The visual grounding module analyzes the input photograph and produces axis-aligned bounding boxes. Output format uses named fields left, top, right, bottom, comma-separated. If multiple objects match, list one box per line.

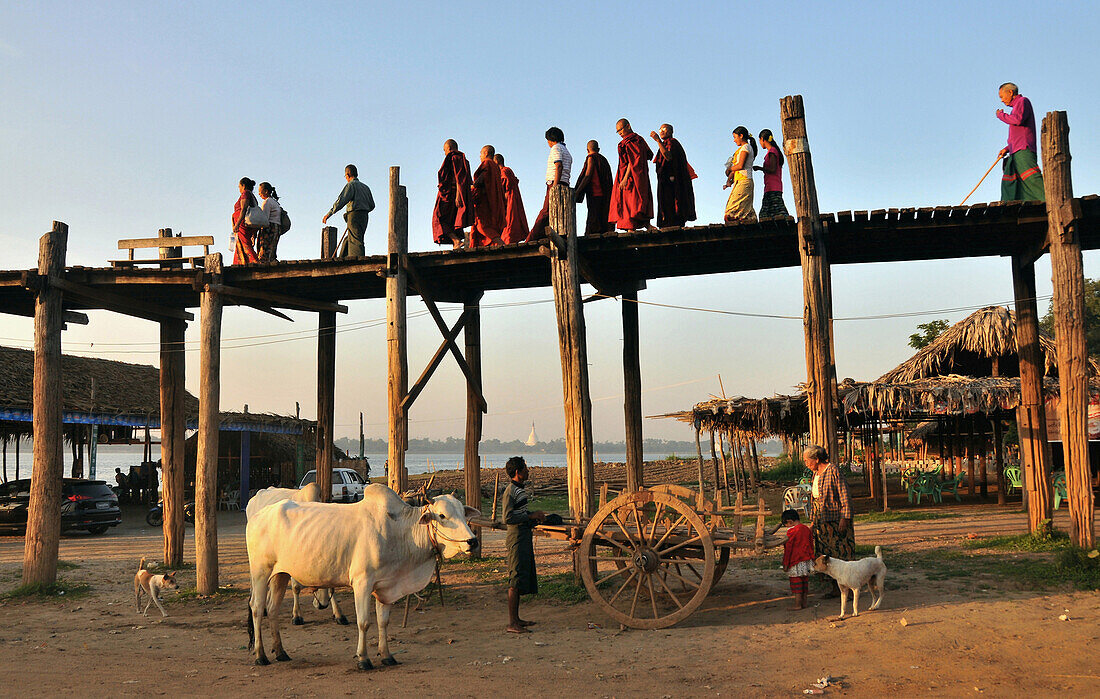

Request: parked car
left=0, top=478, right=122, bottom=535
left=298, top=468, right=367, bottom=503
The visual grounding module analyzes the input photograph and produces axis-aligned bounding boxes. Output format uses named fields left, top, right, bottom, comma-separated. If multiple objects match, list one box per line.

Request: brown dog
left=134, top=557, right=178, bottom=617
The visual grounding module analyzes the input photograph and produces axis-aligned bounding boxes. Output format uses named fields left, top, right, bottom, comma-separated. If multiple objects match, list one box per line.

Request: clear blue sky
left=2, top=1, right=1098, bottom=443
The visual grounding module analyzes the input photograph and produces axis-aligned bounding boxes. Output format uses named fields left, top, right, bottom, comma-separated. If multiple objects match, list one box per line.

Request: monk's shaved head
left=494, top=153, right=505, bottom=166
left=444, top=139, right=458, bottom=153
left=482, top=144, right=495, bottom=157
left=616, top=118, right=631, bottom=133
left=661, top=123, right=673, bottom=135
left=587, top=140, right=599, bottom=153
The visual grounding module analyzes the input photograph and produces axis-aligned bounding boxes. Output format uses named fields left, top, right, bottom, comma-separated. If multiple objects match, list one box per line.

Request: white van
left=298, top=468, right=367, bottom=503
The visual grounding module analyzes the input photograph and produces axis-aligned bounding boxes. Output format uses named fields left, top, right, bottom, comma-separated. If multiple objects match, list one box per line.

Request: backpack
left=280, top=207, right=291, bottom=233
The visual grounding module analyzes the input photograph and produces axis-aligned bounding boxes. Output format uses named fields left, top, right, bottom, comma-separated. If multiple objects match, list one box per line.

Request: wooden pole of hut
left=548, top=183, right=594, bottom=520
left=622, top=285, right=644, bottom=492
left=717, top=432, right=731, bottom=504
left=966, top=418, right=976, bottom=496
left=387, top=167, right=409, bottom=494
left=694, top=427, right=706, bottom=497
left=994, top=419, right=1006, bottom=506
left=978, top=418, right=988, bottom=499
left=709, top=432, right=720, bottom=501
left=1012, top=254, right=1052, bottom=532
left=880, top=418, right=890, bottom=512
left=1042, top=111, right=1094, bottom=548
left=782, top=95, right=839, bottom=466
left=21, top=222, right=67, bottom=586
left=195, top=252, right=223, bottom=594
left=160, top=316, right=187, bottom=566
left=315, top=226, right=338, bottom=502
left=463, top=290, right=483, bottom=554
left=868, top=422, right=880, bottom=502
left=954, top=417, right=965, bottom=487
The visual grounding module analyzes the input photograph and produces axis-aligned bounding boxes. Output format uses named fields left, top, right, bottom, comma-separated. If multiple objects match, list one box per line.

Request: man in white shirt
left=525, top=126, right=572, bottom=242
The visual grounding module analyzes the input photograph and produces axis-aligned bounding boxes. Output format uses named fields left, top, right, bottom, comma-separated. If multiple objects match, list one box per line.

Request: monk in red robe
left=609, top=119, right=655, bottom=231
left=469, top=145, right=506, bottom=248
left=650, top=124, right=697, bottom=228
left=495, top=153, right=529, bottom=244
left=431, top=139, right=474, bottom=249
left=573, top=140, right=614, bottom=235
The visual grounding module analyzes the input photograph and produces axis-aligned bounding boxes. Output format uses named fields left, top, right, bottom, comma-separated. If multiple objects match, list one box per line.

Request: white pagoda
left=525, top=422, right=539, bottom=446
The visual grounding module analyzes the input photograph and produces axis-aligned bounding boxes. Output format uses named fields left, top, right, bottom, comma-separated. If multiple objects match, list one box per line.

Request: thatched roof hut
left=876, top=306, right=1099, bottom=382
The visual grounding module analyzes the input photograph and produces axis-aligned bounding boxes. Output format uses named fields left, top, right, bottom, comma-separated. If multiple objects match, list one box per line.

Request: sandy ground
left=1, top=501, right=1099, bottom=697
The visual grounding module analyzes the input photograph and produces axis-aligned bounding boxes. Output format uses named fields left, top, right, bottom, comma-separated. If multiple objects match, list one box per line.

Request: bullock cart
left=476, top=485, right=784, bottom=630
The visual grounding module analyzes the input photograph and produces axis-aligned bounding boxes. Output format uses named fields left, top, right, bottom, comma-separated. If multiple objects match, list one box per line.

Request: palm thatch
left=877, top=306, right=1099, bottom=382
left=841, top=374, right=1068, bottom=418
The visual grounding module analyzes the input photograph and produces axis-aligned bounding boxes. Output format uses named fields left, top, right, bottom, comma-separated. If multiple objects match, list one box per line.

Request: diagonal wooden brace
left=401, top=310, right=468, bottom=413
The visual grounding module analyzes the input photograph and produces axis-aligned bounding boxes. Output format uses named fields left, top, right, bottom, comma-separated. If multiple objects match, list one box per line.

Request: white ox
left=245, top=483, right=346, bottom=626
left=246, top=483, right=479, bottom=669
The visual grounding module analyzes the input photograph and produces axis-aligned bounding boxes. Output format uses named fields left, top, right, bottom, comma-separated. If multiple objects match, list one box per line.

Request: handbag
left=243, top=204, right=268, bottom=229
left=280, top=207, right=291, bottom=233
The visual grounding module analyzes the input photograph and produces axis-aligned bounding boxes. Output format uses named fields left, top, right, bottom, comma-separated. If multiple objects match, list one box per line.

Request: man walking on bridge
left=322, top=164, right=376, bottom=257
left=996, top=82, right=1044, bottom=202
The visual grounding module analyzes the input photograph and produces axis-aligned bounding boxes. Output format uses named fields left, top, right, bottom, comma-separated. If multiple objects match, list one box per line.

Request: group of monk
left=430, top=118, right=700, bottom=250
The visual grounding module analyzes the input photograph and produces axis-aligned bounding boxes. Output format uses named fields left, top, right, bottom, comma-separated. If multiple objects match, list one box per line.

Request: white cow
left=246, top=483, right=479, bottom=670
left=245, top=483, right=347, bottom=626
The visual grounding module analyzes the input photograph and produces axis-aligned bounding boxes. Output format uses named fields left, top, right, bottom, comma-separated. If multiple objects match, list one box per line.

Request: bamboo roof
left=876, top=306, right=1099, bottom=382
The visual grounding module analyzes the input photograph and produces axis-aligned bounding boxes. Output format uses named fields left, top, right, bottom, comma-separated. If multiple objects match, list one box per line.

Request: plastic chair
left=937, top=472, right=965, bottom=502
left=1003, top=466, right=1023, bottom=496
left=901, top=467, right=920, bottom=492
left=908, top=474, right=940, bottom=504
left=219, top=489, right=240, bottom=511
left=1053, top=473, right=1068, bottom=510
left=783, top=486, right=812, bottom=518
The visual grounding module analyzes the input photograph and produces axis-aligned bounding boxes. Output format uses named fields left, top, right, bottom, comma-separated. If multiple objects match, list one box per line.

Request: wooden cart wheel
left=579, top=490, right=715, bottom=630
left=647, top=484, right=730, bottom=581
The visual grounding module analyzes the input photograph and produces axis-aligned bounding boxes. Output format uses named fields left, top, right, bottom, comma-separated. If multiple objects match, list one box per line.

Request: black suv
left=0, top=478, right=122, bottom=535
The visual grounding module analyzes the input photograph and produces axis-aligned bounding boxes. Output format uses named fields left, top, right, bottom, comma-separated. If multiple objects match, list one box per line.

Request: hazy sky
left=2, top=1, right=1099, bottom=443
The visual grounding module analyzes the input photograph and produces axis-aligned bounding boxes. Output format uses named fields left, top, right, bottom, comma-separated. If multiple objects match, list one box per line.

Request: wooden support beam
left=401, top=310, right=468, bottom=413
left=548, top=183, right=595, bottom=520
left=781, top=95, right=839, bottom=464
left=195, top=253, right=223, bottom=595
left=387, top=168, right=410, bottom=494
left=622, top=286, right=644, bottom=492
left=22, top=221, right=67, bottom=586
left=316, top=227, right=338, bottom=503
left=403, top=262, right=487, bottom=413
left=463, top=291, right=484, bottom=555
left=1042, top=111, right=1094, bottom=548
left=211, top=284, right=348, bottom=314
left=1012, top=254, right=1052, bottom=532
left=159, top=317, right=186, bottom=566
left=47, top=275, right=193, bottom=322
left=236, top=300, right=293, bottom=321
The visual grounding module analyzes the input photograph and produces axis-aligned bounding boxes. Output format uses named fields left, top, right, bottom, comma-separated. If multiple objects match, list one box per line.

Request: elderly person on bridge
left=804, top=444, right=852, bottom=597
left=996, top=82, right=1045, bottom=202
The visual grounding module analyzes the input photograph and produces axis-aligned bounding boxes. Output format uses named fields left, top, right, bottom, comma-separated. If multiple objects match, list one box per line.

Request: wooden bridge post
left=464, top=290, right=483, bottom=553
left=548, top=183, right=594, bottom=519
left=387, top=167, right=409, bottom=493
left=781, top=95, right=839, bottom=465
left=21, top=221, right=67, bottom=586
left=1012, top=254, right=1052, bottom=532
left=622, top=285, right=644, bottom=492
left=1042, top=111, right=1093, bottom=548
left=159, top=317, right=187, bottom=566
left=195, top=252, right=223, bottom=594
left=316, top=226, right=338, bottom=502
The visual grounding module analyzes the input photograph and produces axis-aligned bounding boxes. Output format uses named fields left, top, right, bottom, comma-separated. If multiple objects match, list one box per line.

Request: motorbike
left=146, top=500, right=195, bottom=527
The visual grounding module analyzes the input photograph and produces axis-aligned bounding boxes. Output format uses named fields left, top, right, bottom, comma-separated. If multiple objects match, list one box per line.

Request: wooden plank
left=48, top=275, right=194, bottom=322
left=869, top=209, right=887, bottom=223
left=211, top=283, right=348, bottom=314
left=195, top=253, right=223, bottom=595
left=118, top=235, right=215, bottom=249
left=464, top=291, right=483, bottom=553
left=21, top=222, right=67, bottom=586
left=622, top=286, right=643, bottom=492
left=387, top=168, right=409, bottom=493
left=1042, top=111, right=1093, bottom=548
left=853, top=210, right=869, bottom=223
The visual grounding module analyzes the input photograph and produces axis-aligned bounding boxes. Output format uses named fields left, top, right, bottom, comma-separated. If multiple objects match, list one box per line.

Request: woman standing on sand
left=723, top=126, right=757, bottom=223
left=232, top=177, right=260, bottom=265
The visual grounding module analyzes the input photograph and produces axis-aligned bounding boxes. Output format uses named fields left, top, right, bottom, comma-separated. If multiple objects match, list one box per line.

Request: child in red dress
left=781, top=509, right=814, bottom=610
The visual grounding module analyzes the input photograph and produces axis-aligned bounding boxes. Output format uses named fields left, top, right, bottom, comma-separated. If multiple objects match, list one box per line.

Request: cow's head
left=419, top=494, right=480, bottom=559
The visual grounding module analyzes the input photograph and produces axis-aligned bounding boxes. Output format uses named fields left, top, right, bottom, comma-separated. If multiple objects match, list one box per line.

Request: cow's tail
left=246, top=600, right=255, bottom=651
left=139, top=557, right=147, bottom=572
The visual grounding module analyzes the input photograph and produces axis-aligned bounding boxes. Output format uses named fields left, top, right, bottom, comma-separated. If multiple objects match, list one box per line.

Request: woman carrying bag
left=232, top=177, right=261, bottom=265
left=257, top=182, right=283, bottom=262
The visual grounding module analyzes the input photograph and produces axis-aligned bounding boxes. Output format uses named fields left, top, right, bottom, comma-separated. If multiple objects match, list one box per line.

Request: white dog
left=134, top=557, right=179, bottom=617
left=812, top=546, right=887, bottom=618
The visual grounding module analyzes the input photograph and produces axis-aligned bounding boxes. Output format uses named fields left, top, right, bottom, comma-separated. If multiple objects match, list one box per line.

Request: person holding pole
left=996, top=82, right=1045, bottom=202
left=502, top=456, right=544, bottom=633
left=322, top=164, right=375, bottom=257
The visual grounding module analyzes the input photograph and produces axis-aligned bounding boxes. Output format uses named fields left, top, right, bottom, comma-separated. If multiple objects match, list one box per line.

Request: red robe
left=431, top=151, right=474, bottom=244
left=782, top=522, right=814, bottom=570
left=469, top=159, right=506, bottom=248
left=609, top=132, right=654, bottom=229
left=499, top=166, right=529, bottom=244
left=231, top=191, right=259, bottom=265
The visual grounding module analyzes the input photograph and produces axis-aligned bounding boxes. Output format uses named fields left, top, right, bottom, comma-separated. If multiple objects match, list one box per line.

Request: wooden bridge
left=5, top=96, right=1097, bottom=591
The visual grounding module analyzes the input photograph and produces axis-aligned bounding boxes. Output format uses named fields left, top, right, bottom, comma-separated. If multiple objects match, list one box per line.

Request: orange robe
left=499, top=166, right=529, bottom=244
left=609, top=132, right=654, bottom=230
left=470, top=159, right=506, bottom=248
